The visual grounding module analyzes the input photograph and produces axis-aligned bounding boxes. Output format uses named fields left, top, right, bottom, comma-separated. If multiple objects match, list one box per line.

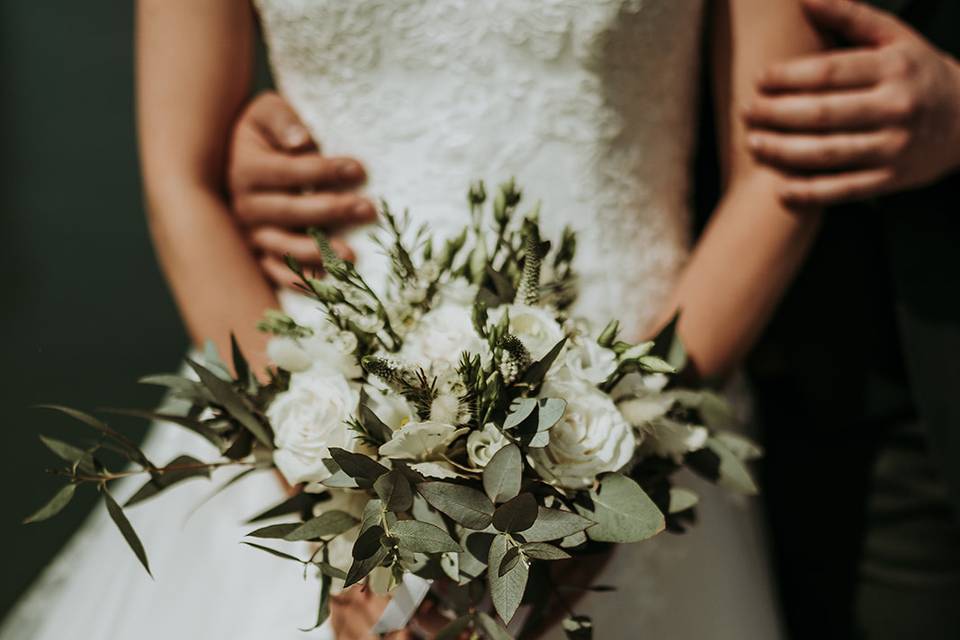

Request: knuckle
left=818, top=59, right=839, bottom=86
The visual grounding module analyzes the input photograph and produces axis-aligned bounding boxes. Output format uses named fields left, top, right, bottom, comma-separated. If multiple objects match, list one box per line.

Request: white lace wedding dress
left=0, top=1, right=783, bottom=638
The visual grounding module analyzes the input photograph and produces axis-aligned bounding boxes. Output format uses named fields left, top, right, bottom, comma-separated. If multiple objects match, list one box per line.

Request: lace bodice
left=255, top=0, right=706, bottom=335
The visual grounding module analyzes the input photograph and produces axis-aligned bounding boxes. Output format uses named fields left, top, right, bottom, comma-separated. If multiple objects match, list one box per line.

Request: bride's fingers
left=747, top=129, right=908, bottom=170
left=235, top=191, right=377, bottom=228
left=258, top=254, right=310, bottom=289
left=778, top=168, right=896, bottom=207
left=249, top=226, right=356, bottom=264
left=757, top=49, right=884, bottom=92
left=241, top=153, right=367, bottom=192
left=744, top=86, right=904, bottom=131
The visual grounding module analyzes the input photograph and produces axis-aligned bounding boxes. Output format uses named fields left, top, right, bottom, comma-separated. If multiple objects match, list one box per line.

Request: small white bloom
left=640, top=418, right=708, bottom=460
left=436, top=277, right=477, bottom=307
left=267, top=334, right=362, bottom=379
left=466, top=423, right=510, bottom=468
left=530, top=377, right=636, bottom=489
left=562, top=338, right=618, bottom=385
left=618, top=394, right=675, bottom=425
left=378, top=421, right=468, bottom=460
left=268, top=370, right=360, bottom=486
left=494, top=304, right=565, bottom=361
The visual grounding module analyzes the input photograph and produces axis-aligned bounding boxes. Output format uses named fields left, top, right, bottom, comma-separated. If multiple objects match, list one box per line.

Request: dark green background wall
left=0, top=2, right=188, bottom=618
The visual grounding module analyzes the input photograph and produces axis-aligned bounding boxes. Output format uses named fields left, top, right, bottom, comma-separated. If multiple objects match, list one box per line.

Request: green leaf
left=245, top=492, right=314, bottom=524
left=537, top=398, right=566, bottom=431
left=488, top=534, right=528, bottom=624
left=521, top=542, right=570, bottom=561
left=344, top=544, right=389, bottom=588
left=230, top=333, right=251, bottom=387
left=521, top=338, right=567, bottom=387
left=302, top=548, right=333, bottom=631
left=649, top=313, right=686, bottom=371
left=37, top=405, right=151, bottom=467
left=38, top=436, right=88, bottom=464
left=328, top=448, right=389, bottom=485
left=359, top=402, right=395, bottom=447
left=483, top=443, right=522, bottom=504
left=419, top=481, right=495, bottom=530
left=476, top=612, right=514, bottom=640
left=520, top=507, right=594, bottom=543
left=138, top=374, right=212, bottom=403
left=104, top=490, right=151, bottom=576
left=706, top=436, right=759, bottom=495
left=285, top=510, right=359, bottom=541
left=316, top=562, right=347, bottom=580
left=24, top=484, right=76, bottom=524
left=186, top=360, right=273, bottom=448
left=124, top=454, right=211, bottom=507
left=580, top=473, right=664, bottom=543
left=411, top=494, right=447, bottom=530
left=245, top=522, right=301, bottom=539
left=241, top=541, right=304, bottom=563
left=436, top=615, right=472, bottom=640
left=562, top=615, right=593, bottom=640
left=503, top=398, right=537, bottom=430
left=492, top=493, right=538, bottom=533
left=668, top=488, right=699, bottom=513
left=353, top=524, right=385, bottom=560
left=373, top=469, right=414, bottom=513
left=485, top=265, right=517, bottom=305
left=103, top=408, right=226, bottom=452
left=498, top=546, right=522, bottom=576
left=637, top=355, right=676, bottom=374
left=392, top=520, right=461, bottom=553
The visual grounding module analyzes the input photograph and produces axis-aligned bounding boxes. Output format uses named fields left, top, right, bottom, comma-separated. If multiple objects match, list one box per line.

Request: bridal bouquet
left=26, top=181, right=760, bottom=638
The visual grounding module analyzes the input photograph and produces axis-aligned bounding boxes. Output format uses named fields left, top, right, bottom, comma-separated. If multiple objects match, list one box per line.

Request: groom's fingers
left=778, top=167, right=895, bottom=206
left=747, top=129, right=907, bottom=170
left=241, top=153, right=367, bottom=192
left=758, top=49, right=884, bottom=92
left=745, top=87, right=906, bottom=131
left=249, top=226, right=356, bottom=264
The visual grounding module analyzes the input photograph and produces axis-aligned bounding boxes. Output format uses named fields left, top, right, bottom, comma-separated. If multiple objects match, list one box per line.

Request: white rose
left=268, top=370, right=360, bottom=486
left=530, top=377, right=637, bottom=489
left=399, top=303, right=487, bottom=369
left=495, top=304, right=565, bottom=361
left=436, top=277, right=478, bottom=307
left=466, top=422, right=509, bottom=468
left=378, top=421, right=468, bottom=461
left=267, top=332, right=362, bottom=379
left=561, top=338, right=618, bottom=385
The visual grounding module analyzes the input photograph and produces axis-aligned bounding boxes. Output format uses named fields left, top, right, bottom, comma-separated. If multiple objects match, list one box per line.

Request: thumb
left=245, top=91, right=317, bottom=152
left=801, top=0, right=907, bottom=45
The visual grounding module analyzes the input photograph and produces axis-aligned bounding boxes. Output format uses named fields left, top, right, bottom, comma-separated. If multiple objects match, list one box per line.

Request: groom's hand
left=744, top=0, right=960, bottom=206
left=227, top=91, right=376, bottom=288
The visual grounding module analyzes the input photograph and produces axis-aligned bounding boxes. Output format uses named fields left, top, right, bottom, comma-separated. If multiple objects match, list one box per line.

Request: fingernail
left=337, top=159, right=365, bottom=181
left=284, top=125, right=310, bottom=148
left=352, top=200, right=376, bottom=220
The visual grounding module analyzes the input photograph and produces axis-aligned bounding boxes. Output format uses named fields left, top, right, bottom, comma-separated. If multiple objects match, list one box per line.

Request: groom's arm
left=744, top=0, right=960, bottom=206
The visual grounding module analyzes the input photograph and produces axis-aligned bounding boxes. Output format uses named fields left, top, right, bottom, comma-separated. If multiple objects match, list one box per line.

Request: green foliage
left=579, top=473, right=665, bottom=544
left=418, top=481, right=495, bottom=530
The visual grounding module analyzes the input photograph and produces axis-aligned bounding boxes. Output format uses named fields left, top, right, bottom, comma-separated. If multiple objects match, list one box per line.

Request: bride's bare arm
left=663, top=0, right=826, bottom=379
left=136, top=0, right=276, bottom=371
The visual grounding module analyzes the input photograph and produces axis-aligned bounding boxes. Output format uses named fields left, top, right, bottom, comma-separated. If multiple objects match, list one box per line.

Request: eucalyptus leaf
left=520, top=507, right=594, bottom=543
left=521, top=338, right=567, bottom=387
left=245, top=523, right=300, bottom=539
left=37, top=405, right=151, bottom=467
left=241, top=541, right=304, bottom=564
left=230, top=333, right=251, bottom=389
left=492, top=493, right=538, bottom=533
left=329, top=448, right=389, bottom=485
left=392, top=520, right=461, bottom=553
left=285, top=510, right=359, bottom=541
left=476, top=612, right=514, bottom=640
left=104, top=490, right=151, bottom=576
left=580, top=473, right=664, bottom=543
left=138, top=374, right=212, bottom=403
left=23, top=484, right=76, bottom=524
left=352, top=524, right=385, bottom=560
left=374, top=470, right=414, bottom=513
left=705, top=436, right=759, bottom=495
left=302, top=550, right=333, bottom=631
left=418, top=482, right=494, bottom=530
left=359, top=402, right=394, bottom=446
left=103, top=408, right=226, bottom=451
left=436, top=615, right=472, bottom=640
left=245, top=492, right=315, bottom=524
left=668, top=488, right=699, bottom=513
left=521, top=542, right=570, bottom=561
left=503, top=398, right=537, bottom=430
left=124, top=454, right=211, bottom=507
left=537, top=398, right=567, bottom=431
left=498, top=546, right=522, bottom=577
left=186, top=360, right=273, bottom=448
left=344, top=545, right=390, bottom=588
left=488, top=534, right=528, bottom=623
left=411, top=494, right=447, bottom=530
left=316, top=562, right=348, bottom=580
left=483, top=444, right=522, bottom=504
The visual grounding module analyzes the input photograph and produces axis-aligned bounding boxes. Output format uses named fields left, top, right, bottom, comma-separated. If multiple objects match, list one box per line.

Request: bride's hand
left=227, top=91, right=377, bottom=288
left=330, top=585, right=411, bottom=640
